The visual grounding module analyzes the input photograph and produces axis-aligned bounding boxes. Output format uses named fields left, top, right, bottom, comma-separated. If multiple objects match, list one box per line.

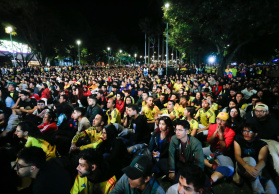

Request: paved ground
left=157, top=172, right=279, bottom=194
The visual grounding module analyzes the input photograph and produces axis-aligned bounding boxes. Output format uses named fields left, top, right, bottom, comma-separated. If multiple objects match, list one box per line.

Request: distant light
left=135, top=54, right=137, bottom=57
left=107, top=47, right=110, bottom=51
left=165, top=3, right=170, bottom=9
left=76, top=40, right=81, bottom=45
left=6, top=26, right=13, bottom=33
left=208, top=56, right=216, bottom=63
left=227, top=44, right=230, bottom=47
left=119, top=50, right=122, bottom=53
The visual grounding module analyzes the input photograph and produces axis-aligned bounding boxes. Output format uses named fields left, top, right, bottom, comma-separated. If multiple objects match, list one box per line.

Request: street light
left=6, top=26, right=16, bottom=67
left=134, top=54, right=137, bottom=65
left=76, top=40, right=81, bottom=65
left=165, top=3, right=170, bottom=75
left=107, top=47, right=111, bottom=64
left=119, top=50, right=122, bottom=65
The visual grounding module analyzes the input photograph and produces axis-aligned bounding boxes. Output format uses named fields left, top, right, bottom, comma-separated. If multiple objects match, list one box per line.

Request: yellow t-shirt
left=71, top=127, right=103, bottom=150
left=106, top=108, right=121, bottom=124
left=160, top=108, right=179, bottom=120
left=142, top=105, right=160, bottom=121
left=195, top=108, right=216, bottom=127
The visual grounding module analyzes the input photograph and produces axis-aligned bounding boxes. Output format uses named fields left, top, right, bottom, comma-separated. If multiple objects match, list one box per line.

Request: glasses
left=175, top=129, right=185, bottom=132
left=15, top=162, right=32, bottom=169
left=230, top=110, right=238, bottom=113
left=255, top=110, right=266, bottom=114
left=242, top=130, right=254, bottom=134
left=37, top=103, right=45, bottom=106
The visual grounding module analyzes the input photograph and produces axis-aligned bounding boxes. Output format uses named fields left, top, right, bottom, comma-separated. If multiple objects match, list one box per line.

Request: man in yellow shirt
left=173, top=80, right=182, bottom=91
left=160, top=100, right=179, bottom=121
left=70, top=114, right=105, bottom=151
left=194, top=99, right=216, bottom=135
left=106, top=98, right=121, bottom=124
left=142, top=96, right=160, bottom=125
left=71, top=149, right=116, bottom=194
left=182, top=106, right=199, bottom=136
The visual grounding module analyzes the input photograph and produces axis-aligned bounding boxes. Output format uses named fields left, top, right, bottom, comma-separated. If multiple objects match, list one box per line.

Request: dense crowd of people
left=0, top=63, right=279, bottom=194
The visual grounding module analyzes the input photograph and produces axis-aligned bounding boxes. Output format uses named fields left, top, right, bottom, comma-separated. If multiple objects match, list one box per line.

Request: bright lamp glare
left=208, top=56, right=216, bottom=63
left=165, top=3, right=170, bottom=9
left=6, top=27, right=13, bottom=33
left=76, top=40, right=81, bottom=45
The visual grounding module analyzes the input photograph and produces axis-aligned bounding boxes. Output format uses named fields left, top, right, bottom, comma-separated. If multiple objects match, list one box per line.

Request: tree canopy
left=164, top=0, right=279, bottom=72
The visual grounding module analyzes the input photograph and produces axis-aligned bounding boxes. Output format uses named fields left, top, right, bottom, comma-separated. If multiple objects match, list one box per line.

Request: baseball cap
left=122, top=155, right=152, bottom=180
left=255, top=104, right=269, bottom=111
left=216, top=112, right=229, bottom=121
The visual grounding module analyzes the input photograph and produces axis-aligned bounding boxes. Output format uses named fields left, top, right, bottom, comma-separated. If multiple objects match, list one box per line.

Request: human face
left=196, top=93, right=201, bottom=99
left=230, top=108, right=238, bottom=118
left=128, top=176, right=146, bottom=189
left=59, top=96, right=64, bottom=104
left=127, top=108, right=137, bottom=117
left=177, top=175, right=197, bottom=194
left=229, top=101, right=236, bottom=108
left=76, top=158, right=91, bottom=178
left=8, top=85, right=14, bottom=92
left=107, top=99, right=114, bottom=109
left=88, top=98, right=95, bottom=106
left=170, top=95, right=176, bottom=101
left=116, top=94, right=122, bottom=101
left=175, top=125, right=188, bottom=140
left=159, top=120, right=167, bottom=131
left=236, top=94, right=242, bottom=102
left=254, top=107, right=267, bottom=119
left=72, top=110, right=81, bottom=120
left=160, top=95, right=165, bottom=102
left=230, top=90, right=236, bottom=96
left=216, top=118, right=227, bottom=128
left=167, top=101, right=174, bottom=110
left=102, top=129, right=107, bottom=140
left=15, top=126, right=25, bottom=138
left=184, top=109, right=190, bottom=117
left=180, top=98, right=186, bottom=105
left=147, top=97, right=153, bottom=106
left=14, top=159, right=32, bottom=178
left=20, top=94, right=28, bottom=101
left=126, top=98, right=132, bottom=104
left=93, top=114, right=102, bottom=127
left=142, top=93, right=148, bottom=101
left=37, top=102, right=45, bottom=109
left=43, top=114, right=50, bottom=123
left=202, top=100, right=209, bottom=108
left=242, top=128, right=256, bottom=142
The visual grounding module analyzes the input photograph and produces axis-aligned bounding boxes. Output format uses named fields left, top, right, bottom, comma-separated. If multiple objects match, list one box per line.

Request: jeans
left=203, top=146, right=234, bottom=177
left=237, top=157, right=277, bottom=194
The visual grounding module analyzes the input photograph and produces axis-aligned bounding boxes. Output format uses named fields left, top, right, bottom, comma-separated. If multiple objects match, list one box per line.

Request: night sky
left=63, top=0, right=163, bottom=53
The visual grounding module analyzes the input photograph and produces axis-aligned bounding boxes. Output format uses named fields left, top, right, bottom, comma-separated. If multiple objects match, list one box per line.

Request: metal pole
left=10, top=32, right=16, bottom=67
left=78, top=45, right=80, bottom=65
left=145, top=33, right=147, bottom=64
left=166, top=22, right=168, bottom=75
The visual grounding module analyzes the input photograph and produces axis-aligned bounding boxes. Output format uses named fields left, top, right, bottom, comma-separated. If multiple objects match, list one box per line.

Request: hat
left=217, top=112, right=229, bottom=121
left=122, top=155, right=152, bottom=180
left=255, top=104, right=269, bottom=111
left=202, top=98, right=211, bottom=105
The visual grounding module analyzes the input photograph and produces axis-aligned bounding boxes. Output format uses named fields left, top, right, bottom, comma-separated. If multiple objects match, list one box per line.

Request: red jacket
left=38, top=122, right=58, bottom=134
left=116, top=100, right=125, bottom=114
left=41, top=88, right=51, bottom=99
left=213, top=86, right=222, bottom=96
left=207, top=124, right=235, bottom=152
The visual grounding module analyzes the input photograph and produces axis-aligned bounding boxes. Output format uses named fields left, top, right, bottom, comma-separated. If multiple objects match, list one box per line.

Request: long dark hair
left=97, top=124, right=118, bottom=152
left=154, top=116, right=174, bottom=143
left=17, top=121, right=44, bottom=140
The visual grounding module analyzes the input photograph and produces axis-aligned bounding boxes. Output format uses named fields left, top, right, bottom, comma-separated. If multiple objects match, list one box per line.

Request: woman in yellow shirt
left=14, top=121, right=56, bottom=160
